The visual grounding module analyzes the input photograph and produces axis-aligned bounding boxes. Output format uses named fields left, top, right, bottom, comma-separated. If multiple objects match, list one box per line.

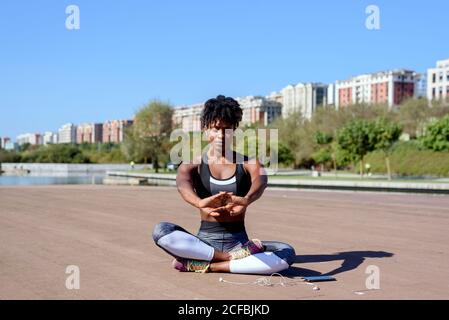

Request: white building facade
left=43, top=132, right=58, bottom=145
left=427, top=58, right=449, bottom=101
left=58, top=123, right=77, bottom=144
left=280, top=83, right=328, bottom=119
left=16, top=133, right=42, bottom=146
left=335, top=69, right=419, bottom=109
left=237, top=96, right=282, bottom=127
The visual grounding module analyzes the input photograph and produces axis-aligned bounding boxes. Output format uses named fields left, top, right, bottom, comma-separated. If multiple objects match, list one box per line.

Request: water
left=0, top=174, right=105, bottom=186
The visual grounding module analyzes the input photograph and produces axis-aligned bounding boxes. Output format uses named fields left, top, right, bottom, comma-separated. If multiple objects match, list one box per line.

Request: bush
left=420, top=114, right=449, bottom=151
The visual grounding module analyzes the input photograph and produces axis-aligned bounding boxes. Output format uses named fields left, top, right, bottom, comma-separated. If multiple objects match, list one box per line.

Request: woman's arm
left=223, top=158, right=268, bottom=216
left=176, top=163, right=232, bottom=216
left=176, top=163, right=202, bottom=208
left=243, top=158, right=268, bottom=205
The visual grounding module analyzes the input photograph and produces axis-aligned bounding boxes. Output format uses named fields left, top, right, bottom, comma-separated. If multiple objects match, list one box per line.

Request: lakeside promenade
left=1, top=185, right=448, bottom=299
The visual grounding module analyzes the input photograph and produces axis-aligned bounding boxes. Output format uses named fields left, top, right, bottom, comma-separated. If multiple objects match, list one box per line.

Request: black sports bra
left=193, top=152, right=252, bottom=199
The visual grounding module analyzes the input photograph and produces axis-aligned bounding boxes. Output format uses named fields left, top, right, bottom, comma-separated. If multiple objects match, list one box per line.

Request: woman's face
left=206, top=120, right=234, bottom=153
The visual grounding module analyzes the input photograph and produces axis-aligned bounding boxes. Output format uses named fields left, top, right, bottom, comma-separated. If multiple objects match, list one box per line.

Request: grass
left=269, top=175, right=449, bottom=184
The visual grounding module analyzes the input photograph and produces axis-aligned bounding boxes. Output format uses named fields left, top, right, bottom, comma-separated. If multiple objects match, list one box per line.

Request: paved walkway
left=1, top=185, right=448, bottom=299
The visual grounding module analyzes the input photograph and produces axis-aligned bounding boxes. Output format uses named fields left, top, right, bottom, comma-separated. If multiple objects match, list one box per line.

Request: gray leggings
left=152, top=221, right=296, bottom=273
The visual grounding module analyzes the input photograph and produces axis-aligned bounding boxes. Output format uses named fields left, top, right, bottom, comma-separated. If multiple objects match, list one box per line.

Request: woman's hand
left=221, top=195, right=249, bottom=216
left=198, top=192, right=231, bottom=217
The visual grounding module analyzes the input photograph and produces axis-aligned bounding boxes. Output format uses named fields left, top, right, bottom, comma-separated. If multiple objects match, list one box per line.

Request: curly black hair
left=201, top=95, right=243, bottom=130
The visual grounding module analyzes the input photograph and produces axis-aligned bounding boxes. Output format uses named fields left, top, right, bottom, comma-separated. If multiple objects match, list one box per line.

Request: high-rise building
left=280, top=83, right=328, bottom=119
left=102, top=120, right=133, bottom=143
left=1, top=137, right=11, bottom=149
left=43, top=132, right=58, bottom=145
left=172, top=96, right=282, bottom=132
left=76, top=123, right=103, bottom=144
left=237, top=96, right=282, bottom=127
left=16, top=133, right=42, bottom=146
left=335, top=69, right=419, bottom=109
left=427, top=58, right=449, bottom=101
left=415, top=73, right=427, bottom=98
left=327, top=83, right=336, bottom=106
left=172, top=103, right=204, bottom=132
left=58, top=123, right=77, bottom=144
left=5, top=141, right=18, bottom=151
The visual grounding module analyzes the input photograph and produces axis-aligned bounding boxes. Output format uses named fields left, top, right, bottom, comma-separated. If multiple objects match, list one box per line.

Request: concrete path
left=1, top=185, right=448, bottom=299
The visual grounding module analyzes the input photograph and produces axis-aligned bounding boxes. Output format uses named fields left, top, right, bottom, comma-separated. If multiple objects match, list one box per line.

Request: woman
left=152, top=95, right=296, bottom=274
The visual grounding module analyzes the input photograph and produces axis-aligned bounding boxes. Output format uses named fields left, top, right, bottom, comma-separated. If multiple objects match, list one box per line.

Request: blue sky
left=1, top=0, right=448, bottom=139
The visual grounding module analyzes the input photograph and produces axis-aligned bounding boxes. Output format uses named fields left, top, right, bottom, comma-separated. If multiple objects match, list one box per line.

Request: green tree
left=420, top=114, right=449, bottom=151
left=270, top=112, right=313, bottom=168
left=374, top=118, right=403, bottom=180
left=396, top=98, right=431, bottom=138
left=312, top=131, right=334, bottom=172
left=129, top=100, right=174, bottom=172
left=277, top=142, right=295, bottom=167
left=337, top=119, right=379, bottom=177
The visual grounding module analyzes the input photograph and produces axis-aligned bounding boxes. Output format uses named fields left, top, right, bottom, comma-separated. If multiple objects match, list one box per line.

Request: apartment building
left=427, top=58, right=449, bottom=101
left=172, top=96, right=282, bottom=132
left=280, top=83, right=328, bottom=119
left=58, top=123, right=77, bottom=144
left=16, top=133, right=42, bottom=146
left=335, top=69, right=419, bottom=108
left=102, top=120, right=133, bottom=143
left=76, top=123, right=103, bottom=144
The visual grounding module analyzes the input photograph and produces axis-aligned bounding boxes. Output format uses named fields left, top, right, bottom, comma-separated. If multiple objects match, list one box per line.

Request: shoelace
left=186, top=260, right=210, bottom=273
left=230, top=240, right=264, bottom=260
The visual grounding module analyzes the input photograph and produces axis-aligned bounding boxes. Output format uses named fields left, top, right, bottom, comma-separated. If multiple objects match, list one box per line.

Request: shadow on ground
left=281, top=251, right=394, bottom=278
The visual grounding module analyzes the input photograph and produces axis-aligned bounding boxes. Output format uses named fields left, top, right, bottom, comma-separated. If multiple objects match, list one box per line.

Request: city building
left=102, top=120, right=134, bottom=143
left=237, top=96, right=282, bottom=127
left=335, top=69, right=419, bottom=109
left=172, top=103, right=204, bottom=132
left=58, top=123, right=77, bottom=144
left=76, top=123, right=103, bottom=144
left=16, top=133, right=42, bottom=146
left=1, top=137, right=11, bottom=149
left=43, top=132, right=58, bottom=145
left=172, top=96, right=282, bottom=132
left=427, top=58, right=449, bottom=101
left=280, top=83, right=328, bottom=119
left=327, top=83, right=336, bottom=106
left=266, top=91, right=284, bottom=105
left=416, top=73, right=427, bottom=98
left=4, top=141, right=18, bottom=151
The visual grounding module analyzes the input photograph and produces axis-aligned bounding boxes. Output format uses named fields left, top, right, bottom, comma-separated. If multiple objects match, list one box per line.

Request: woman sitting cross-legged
left=152, top=95, right=296, bottom=274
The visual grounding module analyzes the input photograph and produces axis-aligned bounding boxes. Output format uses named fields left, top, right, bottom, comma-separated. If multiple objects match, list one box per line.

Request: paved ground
left=0, top=185, right=448, bottom=299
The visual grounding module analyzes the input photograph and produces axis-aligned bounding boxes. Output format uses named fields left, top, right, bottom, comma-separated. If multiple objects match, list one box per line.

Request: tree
left=270, top=112, right=314, bottom=168
left=337, top=120, right=379, bottom=177
left=420, top=114, right=449, bottom=151
left=277, top=142, right=295, bottom=167
left=374, top=117, right=403, bottom=180
left=396, top=98, right=431, bottom=138
left=129, top=100, right=174, bottom=172
left=312, top=131, right=334, bottom=172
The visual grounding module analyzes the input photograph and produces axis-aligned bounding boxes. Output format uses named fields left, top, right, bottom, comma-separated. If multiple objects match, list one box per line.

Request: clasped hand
left=198, top=191, right=249, bottom=217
